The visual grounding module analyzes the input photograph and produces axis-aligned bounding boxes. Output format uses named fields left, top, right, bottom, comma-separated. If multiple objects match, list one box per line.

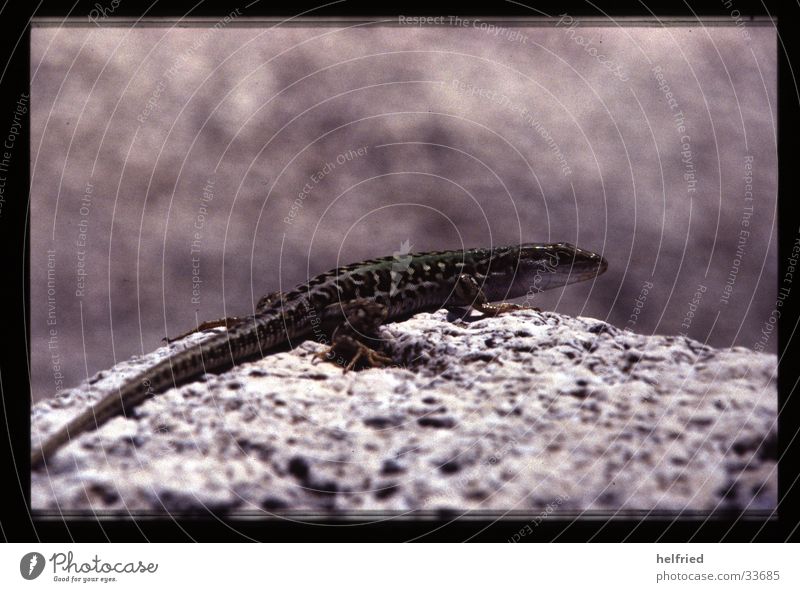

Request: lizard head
left=485, top=242, right=608, bottom=299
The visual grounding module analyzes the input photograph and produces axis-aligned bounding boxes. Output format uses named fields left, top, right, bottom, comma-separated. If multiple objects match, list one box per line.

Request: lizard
left=31, top=242, right=607, bottom=469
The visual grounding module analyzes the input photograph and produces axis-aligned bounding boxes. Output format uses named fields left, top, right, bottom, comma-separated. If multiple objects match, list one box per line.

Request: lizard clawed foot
left=312, top=335, right=392, bottom=373
left=344, top=342, right=393, bottom=372
left=453, top=274, right=540, bottom=317
left=311, top=298, right=392, bottom=372
left=475, top=302, right=541, bottom=317
left=312, top=348, right=333, bottom=364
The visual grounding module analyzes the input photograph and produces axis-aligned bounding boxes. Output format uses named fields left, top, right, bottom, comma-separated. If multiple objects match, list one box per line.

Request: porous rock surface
left=31, top=310, right=777, bottom=515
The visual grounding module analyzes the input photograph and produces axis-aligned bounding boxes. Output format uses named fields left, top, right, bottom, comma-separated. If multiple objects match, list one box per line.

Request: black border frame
left=1, top=0, right=797, bottom=542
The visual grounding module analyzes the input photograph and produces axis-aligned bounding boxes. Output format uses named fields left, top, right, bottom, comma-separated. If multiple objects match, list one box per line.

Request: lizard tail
left=30, top=339, right=222, bottom=470
left=30, top=374, right=160, bottom=470
left=31, top=314, right=287, bottom=470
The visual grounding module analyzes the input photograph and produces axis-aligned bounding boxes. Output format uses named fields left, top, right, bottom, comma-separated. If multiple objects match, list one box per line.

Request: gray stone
left=31, top=310, right=777, bottom=514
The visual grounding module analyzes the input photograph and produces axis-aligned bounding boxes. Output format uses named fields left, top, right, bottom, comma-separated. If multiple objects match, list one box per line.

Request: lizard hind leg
left=162, top=291, right=284, bottom=343
left=312, top=299, right=393, bottom=372
left=256, top=290, right=285, bottom=313
left=163, top=315, right=250, bottom=343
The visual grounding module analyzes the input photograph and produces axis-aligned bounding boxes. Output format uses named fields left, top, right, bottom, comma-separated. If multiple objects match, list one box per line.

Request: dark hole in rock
left=439, top=460, right=461, bottom=474
left=374, top=483, right=400, bottom=499
left=288, top=456, right=310, bottom=480
left=418, top=416, right=456, bottom=429
left=381, top=459, right=405, bottom=475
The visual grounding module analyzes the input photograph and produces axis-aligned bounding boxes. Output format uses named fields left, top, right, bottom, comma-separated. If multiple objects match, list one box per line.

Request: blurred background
left=30, top=19, right=777, bottom=401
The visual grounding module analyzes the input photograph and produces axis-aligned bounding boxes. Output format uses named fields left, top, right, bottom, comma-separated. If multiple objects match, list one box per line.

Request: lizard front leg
left=313, top=299, right=393, bottom=372
left=453, top=273, right=540, bottom=316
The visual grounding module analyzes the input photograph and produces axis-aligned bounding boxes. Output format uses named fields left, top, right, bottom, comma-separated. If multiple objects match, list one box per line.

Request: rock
left=31, top=310, right=777, bottom=513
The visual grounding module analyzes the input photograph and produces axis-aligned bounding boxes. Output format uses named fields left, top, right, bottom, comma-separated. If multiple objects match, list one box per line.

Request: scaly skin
left=31, top=242, right=607, bottom=469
